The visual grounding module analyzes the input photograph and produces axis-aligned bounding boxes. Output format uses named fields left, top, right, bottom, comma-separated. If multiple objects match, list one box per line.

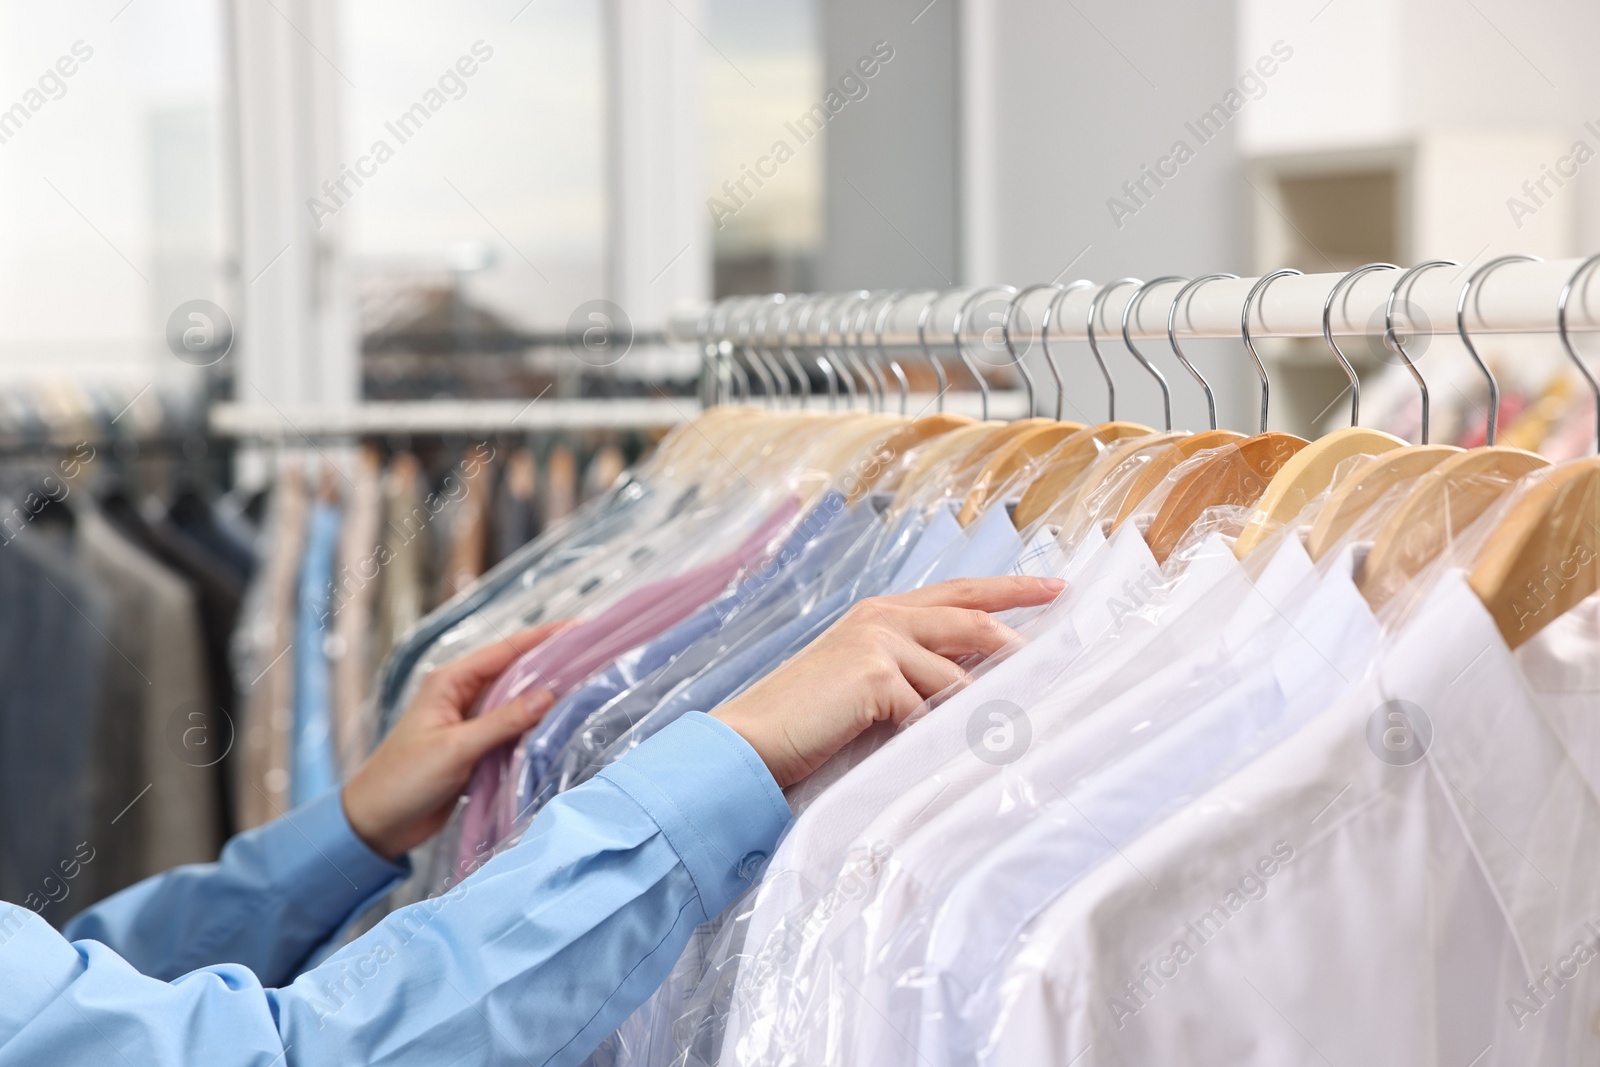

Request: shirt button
left=736, top=851, right=768, bottom=880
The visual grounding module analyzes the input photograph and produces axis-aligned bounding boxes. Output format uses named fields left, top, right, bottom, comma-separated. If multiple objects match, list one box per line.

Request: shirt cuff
left=598, top=711, right=793, bottom=921
left=275, top=789, right=412, bottom=932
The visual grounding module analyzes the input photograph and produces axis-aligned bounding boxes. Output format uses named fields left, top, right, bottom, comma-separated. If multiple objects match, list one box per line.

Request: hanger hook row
left=1087, top=279, right=1142, bottom=422
left=1382, top=260, right=1456, bottom=444
left=1003, top=284, right=1064, bottom=418
left=1121, top=276, right=1186, bottom=431
left=953, top=285, right=1018, bottom=422
left=1557, top=252, right=1600, bottom=455
left=868, top=290, right=913, bottom=415
left=1241, top=268, right=1302, bottom=433
left=1041, top=279, right=1096, bottom=422
left=1167, top=273, right=1238, bottom=431
left=1458, top=255, right=1541, bottom=447
left=915, top=290, right=954, bottom=411
left=1322, top=262, right=1400, bottom=428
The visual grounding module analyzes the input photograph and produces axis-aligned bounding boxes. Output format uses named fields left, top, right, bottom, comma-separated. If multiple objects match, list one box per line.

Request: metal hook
left=736, top=296, right=778, bottom=404
left=1383, top=260, right=1456, bottom=444
left=1322, top=262, right=1398, bottom=427
left=1166, top=273, right=1238, bottom=431
left=954, top=286, right=1018, bottom=421
left=1087, top=279, right=1141, bottom=422
left=832, top=292, right=870, bottom=409
left=816, top=293, right=860, bottom=410
left=1121, top=276, right=1185, bottom=431
left=756, top=294, right=793, bottom=406
left=695, top=300, right=717, bottom=407
left=1041, top=279, right=1096, bottom=421
left=874, top=290, right=914, bottom=415
left=846, top=291, right=887, bottom=412
left=1557, top=252, right=1600, bottom=455
left=854, top=291, right=897, bottom=413
left=776, top=296, right=812, bottom=409
left=1241, top=269, right=1302, bottom=433
left=1459, top=255, right=1540, bottom=447
left=916, top=290, right=953, bottom=411
left=795, top=295, right=838, bottom=410
left=708, top=297, right=748, bottom=405
left=1002, top=284, right=1058, bottom=417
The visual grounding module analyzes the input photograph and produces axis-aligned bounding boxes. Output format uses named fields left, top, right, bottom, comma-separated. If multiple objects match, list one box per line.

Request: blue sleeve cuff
left=274, top=789, right=412, bottom=932
left=597, top=711, right=792, bottom=922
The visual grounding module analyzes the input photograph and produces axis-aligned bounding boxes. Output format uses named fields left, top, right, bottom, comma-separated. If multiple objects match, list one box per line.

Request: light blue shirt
left=292, top=499, right=341, bottom=806
left=0, top=712, right=789, bottom=1066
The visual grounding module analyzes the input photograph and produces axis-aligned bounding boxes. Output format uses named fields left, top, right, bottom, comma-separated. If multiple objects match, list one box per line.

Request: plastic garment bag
left=1001, top=564, right=1600, bottom=1066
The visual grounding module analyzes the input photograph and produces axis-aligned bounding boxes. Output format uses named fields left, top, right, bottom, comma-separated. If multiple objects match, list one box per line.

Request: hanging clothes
left=237, top=466, right=309, bottom=830
left=290, top=487, right=341, bottom=809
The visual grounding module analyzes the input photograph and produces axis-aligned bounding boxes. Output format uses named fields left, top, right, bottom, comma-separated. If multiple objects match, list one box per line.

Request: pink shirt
left=454, top=498, right=800, bottom=876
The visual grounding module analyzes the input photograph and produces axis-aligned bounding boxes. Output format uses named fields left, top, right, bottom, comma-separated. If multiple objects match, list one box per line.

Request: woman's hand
left=343, top=621, right=573, bottom=860
left=713, top=576, right=1063, bottom=789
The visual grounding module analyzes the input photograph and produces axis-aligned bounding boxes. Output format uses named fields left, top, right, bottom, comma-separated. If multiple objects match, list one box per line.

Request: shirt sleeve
left=61, top=788, right=410, bottom=985
left=0, top=712, right=792, bottom=1067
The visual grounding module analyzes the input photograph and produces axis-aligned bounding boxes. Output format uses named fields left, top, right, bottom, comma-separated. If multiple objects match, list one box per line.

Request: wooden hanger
left=956, top=419, right=1090, bottom=525
left=1232, top=263, right=1412, bottom=558
left=1305, top=261, right=1470, bottom=559
left=1108, top=429, right=1246, bottom=531
left=1005, top=422, right=1156, bottom=527
left=1305, top=444, right=1460, bottom=560
left=1232, top=426, right=1406, bottom=557
left=1357, top=446, right=1550, bottom=610
left=846, top=413, right=972, bottom=505
left=1040, top=430, right=1188, bottom=530
left=1142, top=432, right=1309, bottom=563
left=1469, top=457, right=1600, bottom=648
left=1359, top=254, right=1573, bottom=608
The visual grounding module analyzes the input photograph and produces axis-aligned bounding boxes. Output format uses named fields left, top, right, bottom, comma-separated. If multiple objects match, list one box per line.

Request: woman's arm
left=60, top=789, right=408, bottom=985
left=60, top=621, right=573, bottom=984
left=0, top=578, right=1057, bottom=1066
left=0, top=712, right=787, bottom=1066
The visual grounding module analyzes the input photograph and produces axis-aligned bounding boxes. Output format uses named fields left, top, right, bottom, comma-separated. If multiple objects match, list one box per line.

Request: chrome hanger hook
left=795, top=295, right=838, bottom=410
left=736, top=296, right=778, bottom=405
left=1002, top=284, right=1060, bottom=418
left=1383, top=260, right=1456, bottom=444
left=873, top=290, right=914, bottom=415
left=1087, top=279, right=1141, bottom=422
left=816, top=292, right=863, bottom=410
left=1042, top=279, right=1096, bottom=421
left=954, top=285, right=1018, bottom=421
left=1557, top=252, right=1600, bottom=455
left=695, top=300, right=717, bottom=407
left=1459, top=255, right=1541, bottom=446
left=1121, top=276, right=1185, bottom=431
left=775, top=296, right=811, bottom=409
left=916, top=290, right=953, bottom=411
left=1322, top=263, right=1398, bottom=427
left=752, top=295, right=791, bottom=406
left=847, top=291, right=888, bottom=412
left=1166, top=273, right=1237, bottom=430
left=1241, top=268, right=1302, bottom=433
left=708, top=296, right=746, bottom=405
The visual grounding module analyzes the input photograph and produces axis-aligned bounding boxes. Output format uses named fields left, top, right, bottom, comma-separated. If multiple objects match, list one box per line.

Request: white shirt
left=993, top=573, right=1600, bottom=1067
left=718, top=525, right=1261, bottom=1065
left=908, top=540, right=1380, bottom=1067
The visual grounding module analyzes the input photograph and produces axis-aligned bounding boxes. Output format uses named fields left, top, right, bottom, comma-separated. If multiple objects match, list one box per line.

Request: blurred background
left=5, top=0, right=1599, bottom=446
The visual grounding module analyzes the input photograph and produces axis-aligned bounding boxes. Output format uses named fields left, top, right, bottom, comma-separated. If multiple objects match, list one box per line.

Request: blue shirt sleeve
left=0, top=712, right=790, bottom=1067
left=61, top=788, right=410, bottom=985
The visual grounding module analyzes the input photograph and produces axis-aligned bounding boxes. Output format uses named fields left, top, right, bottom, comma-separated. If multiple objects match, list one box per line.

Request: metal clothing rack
left=669, top=258, right=1600, bottom=348
left=669, top=256, right=1600, bottom=444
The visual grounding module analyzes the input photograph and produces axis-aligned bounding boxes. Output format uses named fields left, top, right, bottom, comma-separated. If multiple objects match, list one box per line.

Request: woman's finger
left=890, top=575, right=1063, bottom=613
